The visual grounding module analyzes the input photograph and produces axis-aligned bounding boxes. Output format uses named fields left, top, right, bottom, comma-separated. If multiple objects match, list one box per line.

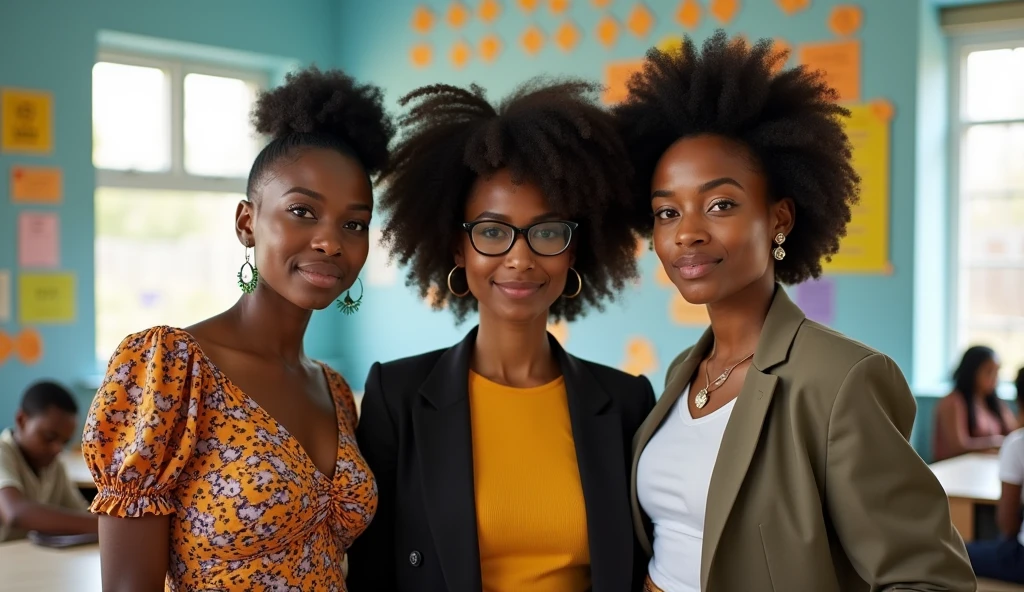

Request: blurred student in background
left=0, top=380, right=96, bottom=542
left=934, top=346, right=1016, bottom=462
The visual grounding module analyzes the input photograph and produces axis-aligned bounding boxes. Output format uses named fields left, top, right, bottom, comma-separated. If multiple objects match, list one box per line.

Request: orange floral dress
left=83, top=326, right=377, bottom=592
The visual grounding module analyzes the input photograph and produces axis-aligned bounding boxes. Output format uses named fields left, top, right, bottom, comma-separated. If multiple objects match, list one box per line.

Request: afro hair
left=247, top=66, right=395, bottom=198
left=615, top=30, right=860, bottom=284
left=378, top=77, right=642, bottom=322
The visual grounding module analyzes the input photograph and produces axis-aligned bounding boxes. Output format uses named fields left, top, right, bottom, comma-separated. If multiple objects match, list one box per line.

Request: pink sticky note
left=796, top=278, right=836, bottom=326
left=18, top=212, right=60, bottom=268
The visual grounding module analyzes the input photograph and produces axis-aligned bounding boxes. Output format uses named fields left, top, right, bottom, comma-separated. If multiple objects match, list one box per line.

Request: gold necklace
left=694, top=347, right=755, bottom=409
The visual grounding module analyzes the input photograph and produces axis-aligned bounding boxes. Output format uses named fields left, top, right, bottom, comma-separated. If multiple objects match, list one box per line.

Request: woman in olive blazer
left=615, top=31, right=976, bottom=592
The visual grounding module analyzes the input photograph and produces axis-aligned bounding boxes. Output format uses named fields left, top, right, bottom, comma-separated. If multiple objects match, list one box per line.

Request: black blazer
left=347, top=327, right=656, bottom=592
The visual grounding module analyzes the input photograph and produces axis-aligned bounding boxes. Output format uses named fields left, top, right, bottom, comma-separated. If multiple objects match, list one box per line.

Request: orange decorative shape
left=424, top=284, right=447, bottom=309
left=622, top=337, right=658, bottom=377
left=554, top=20, right=581, bottom=52
left=670, top=292, right=710, bottom=326
left=776, top=0, right=809, bottom=15
left=602, top=59, right=644, bottom=104
left=0, top=331, right=11, bottom=364
left=871, top=99, right=895, bottom=122
left=521, top=25, right=545, bottom=55
left=547, top=321, right=569, bottom=345
left=549, top=0, right=571, bottom=14
left=676, top=0, right=701, bottom=30
left=479, top=34, right=503, bottom=62
left=829, top=4, right=863, bottom=37
left=15, top=328, right=42, bottom=364
left=479, top=0, right=502, bottom=22
left=592, top=0, right=612, bottom=6
left=447, top=2, right=471, bottom=28
left=626, top=3, right=655, bottom=38
left=411, top=6, right=436, bottom=34
left=710, top=0, right=739, bottom=24
left=410, top=43, right=433, bottom=68
left=654, top=263, right=673, bottom=287
left=451, top=39, right=473, bottom=68
left=595, top=15, right=620, bottom=48
left=517, top=0, right=540, bottom=12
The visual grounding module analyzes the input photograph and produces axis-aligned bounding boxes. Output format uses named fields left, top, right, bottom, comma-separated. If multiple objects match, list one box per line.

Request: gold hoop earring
left=772, top=233, right=786, bottom=261
left=447, top=266, right=470, bottom=297
left=563, top=268, right=582, bottom=299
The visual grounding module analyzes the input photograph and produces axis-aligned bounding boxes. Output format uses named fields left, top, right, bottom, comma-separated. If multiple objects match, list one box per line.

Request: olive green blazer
left=630, top=287, right=976, bottom=592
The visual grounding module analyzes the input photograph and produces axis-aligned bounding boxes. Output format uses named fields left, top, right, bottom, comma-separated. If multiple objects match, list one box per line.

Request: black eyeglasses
left=461, top=220, right=579, bottom=256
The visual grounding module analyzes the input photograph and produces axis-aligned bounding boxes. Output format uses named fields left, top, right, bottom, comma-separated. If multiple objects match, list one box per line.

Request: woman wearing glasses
left=346, top=79, right=655, bottom=592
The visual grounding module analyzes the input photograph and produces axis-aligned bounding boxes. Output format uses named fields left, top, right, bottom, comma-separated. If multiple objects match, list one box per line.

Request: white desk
left=929, top=452, right=1000, bottom=542
left=0, top=540, right=101, bottom=592
left=59, top=448, right=95, bottom=490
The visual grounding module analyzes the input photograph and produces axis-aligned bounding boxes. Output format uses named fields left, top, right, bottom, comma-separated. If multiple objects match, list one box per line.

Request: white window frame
left=94, top=51, right=269, bottom=194
left=947, top=30, right=1024, bottom=384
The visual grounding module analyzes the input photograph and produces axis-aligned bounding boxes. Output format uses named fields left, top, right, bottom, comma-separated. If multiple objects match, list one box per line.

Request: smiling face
left=650, top=135, right=794, bottom=306
left=455, top=168, right=575, bottom=325
left=237, top=148, right=373, bottom=311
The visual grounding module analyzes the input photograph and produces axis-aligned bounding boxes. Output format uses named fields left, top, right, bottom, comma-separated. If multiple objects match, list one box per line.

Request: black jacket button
left=409, top=550, right=422, bottom=567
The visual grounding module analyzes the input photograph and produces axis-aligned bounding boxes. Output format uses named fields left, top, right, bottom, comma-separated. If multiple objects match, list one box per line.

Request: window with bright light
left=92, top=54, right=267, bottom=361
left=955, top=43, right=1024, bottom=381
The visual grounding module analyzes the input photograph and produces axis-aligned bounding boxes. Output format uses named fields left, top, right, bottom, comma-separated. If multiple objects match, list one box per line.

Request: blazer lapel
left=557, top=340, right=631, bottom=592
left=630, top=328, right=715, bottom=556
left=700, top=286, right=805, bottom=589
left=414, top=328, right=483, bottom=592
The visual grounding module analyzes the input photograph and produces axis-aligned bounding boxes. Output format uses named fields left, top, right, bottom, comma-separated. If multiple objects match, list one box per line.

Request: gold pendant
left=695, top=389, right=708, bottom=409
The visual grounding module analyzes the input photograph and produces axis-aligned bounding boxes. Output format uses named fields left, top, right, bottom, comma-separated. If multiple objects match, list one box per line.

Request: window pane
left=961, top=123, right=1024, bottom=196
left=184, top=73, right=262, bottom=178
left=92, top=62, right=171, bottom=172
left=965, top=46, right=1024, bottom=122
left=963, top=267, right=1024, bottom=320
left=964, top=196, right=1024, bottom=263
left=95, top=187, right=243, bottom=361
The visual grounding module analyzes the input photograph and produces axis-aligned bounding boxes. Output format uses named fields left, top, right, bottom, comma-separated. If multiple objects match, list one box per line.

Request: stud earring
left=336, top=277, right=364, bottom=315
left=772, top=233, right=786, bottom=261
left=237, top=245, right=259, bottom=294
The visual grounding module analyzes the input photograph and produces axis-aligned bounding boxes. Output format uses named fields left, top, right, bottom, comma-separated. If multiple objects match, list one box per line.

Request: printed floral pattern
left=83, top=326, right=376, bottom=591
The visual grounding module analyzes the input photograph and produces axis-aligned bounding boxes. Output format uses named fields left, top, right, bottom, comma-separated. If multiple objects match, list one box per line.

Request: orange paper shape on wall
left=479, top=0, right=502, bottom=22
left=547, top=321, right=569, bottom=345
left=596, top=15, right=621, bottom=48
left=424, top=284, right=447, bottom=310
left=521, top=25, right=545, bottom=55
left=710, top=0, right=740, bottom=25
left=799, top=39, right=861, bottom=102
left=0, top=328, right=43, bottom=365
left=549, top=0, right=571, bottom=14
left=448, top=2, right=471, bottom=28
left=654, top=262, right=674, bottom=287
left=676, top=0, right=701, bottom=29
left=411, top=6, right=435, bottom=34
left=627, top=3, right=655, bottom=38
left=670, top=292, right=710, bottom=326
left=829, top=4, right=863, bottom=37
left=870, top=98, right=895, bottom=122
left=621, top=337, right=658, bottom=377
left=602, top=59, right=643, bottom=104
left=776, top=0, right=809, bottom=15
left=592, top=0, right=612, bottom=7
left=518, top=0, right=540, bottom=12
left=771, top=37, right=791, bottom=72
left=479, top=34, right=503, bottom=62
left=555, top=20, right=581, bottom=52
left=11, top=166, right=62, bottom=203
left=451, top=40, right=473, bottom=68
left=410, top=43, right=433, bottom=68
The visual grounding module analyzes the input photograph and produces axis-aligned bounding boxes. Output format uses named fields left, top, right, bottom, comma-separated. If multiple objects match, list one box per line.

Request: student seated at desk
left=934, top=346, right=1017, bottom=462
left=0, top=381, right=97, bottom=542
left=968, top=368, right=1024, bottom=584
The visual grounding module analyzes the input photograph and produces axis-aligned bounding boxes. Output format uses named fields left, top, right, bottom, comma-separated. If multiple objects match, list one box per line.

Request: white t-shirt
left=636, top=386, right=735, bottom=592
left=999, top=428, right=1024, bottom=546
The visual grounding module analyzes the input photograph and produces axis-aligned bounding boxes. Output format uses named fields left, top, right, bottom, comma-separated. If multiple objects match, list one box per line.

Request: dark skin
left=98, top=148, right=373, bottom=592
left=0, top=408, right=98, bottom=536
left=650, top=135, right=794, bottom=419
left=453, top=168, right=575, bottom=387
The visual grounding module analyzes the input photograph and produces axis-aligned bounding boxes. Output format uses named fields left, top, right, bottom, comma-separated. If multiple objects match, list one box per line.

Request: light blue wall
left=0, top=0, right=339, bottom=430
left=333, top=0, right=925, bottom=396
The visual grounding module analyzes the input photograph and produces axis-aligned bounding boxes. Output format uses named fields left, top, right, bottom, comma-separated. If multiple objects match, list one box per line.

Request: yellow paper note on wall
left=823, top=101, right=893, bottom=273
left=2, top=89, right=53, bottom=154
left=19, top=273, right=75, bottom=324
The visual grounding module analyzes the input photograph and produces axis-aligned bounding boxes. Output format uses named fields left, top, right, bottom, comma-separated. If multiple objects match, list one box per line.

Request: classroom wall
left=0, top=0, right=339, bottom=428
left=332, top=0, right=924, bottom=389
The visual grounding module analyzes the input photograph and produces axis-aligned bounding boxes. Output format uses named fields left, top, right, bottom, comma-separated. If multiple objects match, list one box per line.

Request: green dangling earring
left=336, top=277, right=364, bottom=315
left=237, top=246, right=259, bottom=294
